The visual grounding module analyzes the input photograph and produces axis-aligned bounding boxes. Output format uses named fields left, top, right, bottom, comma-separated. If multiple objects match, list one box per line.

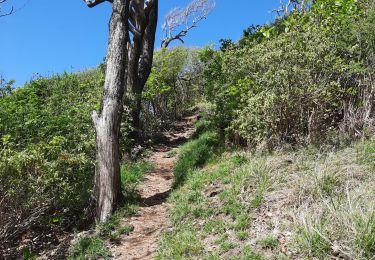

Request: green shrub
left=69, top=236, right=110, bottom=260
left=200, top=0, right=374, bottom=149
left=194, top=112, right=214, bottom=137
left=0, top=138, right=93, bottom=233
left=173, top=131, right=220, bottom=187
left=0, top=70, right=103, bottom=256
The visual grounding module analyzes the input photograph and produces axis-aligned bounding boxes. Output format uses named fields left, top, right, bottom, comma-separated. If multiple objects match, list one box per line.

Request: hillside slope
left=157, top=132, right=375, bottom=259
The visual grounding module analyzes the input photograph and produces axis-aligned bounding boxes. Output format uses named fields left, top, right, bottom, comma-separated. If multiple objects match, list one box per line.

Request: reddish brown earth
left=110, top=115, right=197, bottom=260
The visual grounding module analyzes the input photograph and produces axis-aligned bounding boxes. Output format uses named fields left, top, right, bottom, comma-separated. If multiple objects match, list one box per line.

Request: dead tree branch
left=161, top=0, right=215, bottom=48
left=0, top=0, right=14, bottom=17
left=83, top=0, right=113, bottom=8
left=272, top=0, right=310, bottom=17
left=126, top=0, right=158, bottom=136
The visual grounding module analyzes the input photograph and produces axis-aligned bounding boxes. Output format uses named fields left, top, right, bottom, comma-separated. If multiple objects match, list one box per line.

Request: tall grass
left=357, top=138, right=375, bottom=170
left=173, top=131, right=220, bottom=187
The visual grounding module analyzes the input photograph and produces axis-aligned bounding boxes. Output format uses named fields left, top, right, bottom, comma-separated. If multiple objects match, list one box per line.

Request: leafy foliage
left=2, top=0, right=375, bottom=258
left=141, top=47, right=204, bottom=135
left=0, top=46, right=203, bottom=258
left=201, top=0, right=375, bottom=149
left=0, top=69, right=103, bottom=257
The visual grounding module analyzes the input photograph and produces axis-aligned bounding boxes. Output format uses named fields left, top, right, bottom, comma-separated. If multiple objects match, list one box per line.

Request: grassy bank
left=157, top=135, right=375, bottom=259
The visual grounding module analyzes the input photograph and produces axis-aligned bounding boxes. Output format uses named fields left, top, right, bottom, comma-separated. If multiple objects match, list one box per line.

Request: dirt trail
left=110, top=115, right=197, bottom=260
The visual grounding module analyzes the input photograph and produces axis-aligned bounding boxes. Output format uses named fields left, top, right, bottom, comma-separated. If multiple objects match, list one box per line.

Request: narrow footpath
left=110, top=115, right=197, bottom=260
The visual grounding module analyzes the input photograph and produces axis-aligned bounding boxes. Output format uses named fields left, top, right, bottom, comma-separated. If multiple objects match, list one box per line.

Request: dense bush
left=201, top=0, right=375, bottom=149
left=0, top=71, right=102, bottom=147
left=0, top=70, right=103, bottom=256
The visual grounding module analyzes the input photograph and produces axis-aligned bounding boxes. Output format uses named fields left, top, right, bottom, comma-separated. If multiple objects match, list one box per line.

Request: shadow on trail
left=140, top=190, right=171, bottom=207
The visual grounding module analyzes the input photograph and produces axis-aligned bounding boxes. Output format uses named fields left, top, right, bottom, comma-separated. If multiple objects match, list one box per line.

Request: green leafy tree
left=200, top=0, right=374, bottom=148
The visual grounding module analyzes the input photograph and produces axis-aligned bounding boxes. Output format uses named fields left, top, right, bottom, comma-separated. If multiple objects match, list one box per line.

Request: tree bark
left=127, top=0, right=158, bottom=139
left=93, top=0, right=129, bottom=223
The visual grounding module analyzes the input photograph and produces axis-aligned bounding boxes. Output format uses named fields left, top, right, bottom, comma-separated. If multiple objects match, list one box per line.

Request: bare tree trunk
left=127, top=0, right=158, bottom=140
left=92, top=0, right=129, bottom=223
left=132, top=92, right=143, bottom=130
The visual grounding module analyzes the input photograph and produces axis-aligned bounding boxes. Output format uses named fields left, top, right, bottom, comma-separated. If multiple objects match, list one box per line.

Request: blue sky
left=0, top=0, right=279, bottom=86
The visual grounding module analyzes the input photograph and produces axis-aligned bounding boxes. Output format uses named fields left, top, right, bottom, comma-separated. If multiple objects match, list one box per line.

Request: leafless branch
left=272, top=0, right=309, bottom=17
left=83, top=0, right=113, bottom=8
left=0, top=0, right=14, bottom=18
left=161, top=0, right=215, bottom=48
